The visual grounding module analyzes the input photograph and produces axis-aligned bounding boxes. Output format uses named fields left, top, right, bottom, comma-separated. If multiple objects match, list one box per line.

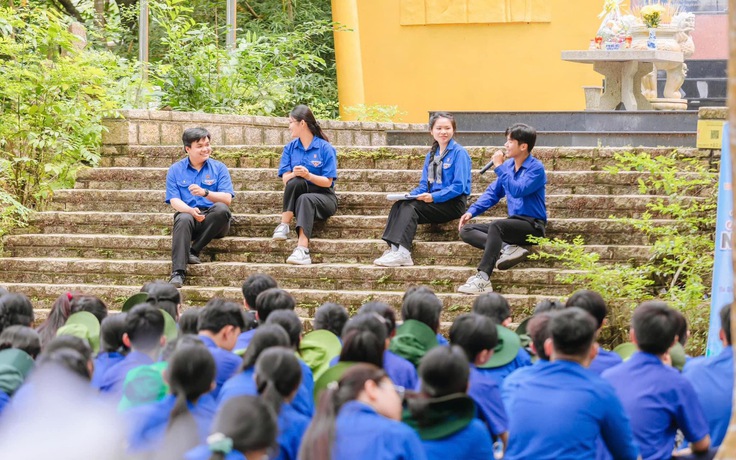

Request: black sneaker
left=188, top=253, right=202, bottom=264
left=169, top=272, right=185, bottom=288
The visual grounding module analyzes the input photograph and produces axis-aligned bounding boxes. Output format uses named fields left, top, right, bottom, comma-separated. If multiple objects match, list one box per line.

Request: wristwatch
left=204, top=189, right=209, bottom=197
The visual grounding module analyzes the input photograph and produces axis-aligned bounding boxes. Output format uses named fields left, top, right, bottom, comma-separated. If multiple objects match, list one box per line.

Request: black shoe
left=169, top=273, right=185, bottom=288
left=188, top=253, right=202, bottom=264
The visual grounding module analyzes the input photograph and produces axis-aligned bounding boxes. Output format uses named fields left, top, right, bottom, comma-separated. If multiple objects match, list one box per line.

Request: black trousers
left=382, top=195, right=467, bottom=250
left=460, top=216, right=545, bottom=276
left=283, top=177, right=337, bottom=239
left=171, top=202, right=231, bottom=273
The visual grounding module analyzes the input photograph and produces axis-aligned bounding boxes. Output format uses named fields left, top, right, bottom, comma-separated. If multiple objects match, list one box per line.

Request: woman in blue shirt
left=91, top=313, right=129, bottom=389
left=274, top=105, right=338, bottom=266
left=300, top=363, right=426, bottom=460
left=375, top=112, right=471, bottom=267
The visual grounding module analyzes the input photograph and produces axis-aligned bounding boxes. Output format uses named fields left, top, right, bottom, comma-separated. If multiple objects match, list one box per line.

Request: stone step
left=0, top=282, right=551, bottom=322
left=46, top=190, right=688, bottom=219
left=24, top=212, right=661, bottom=245
left=99, top=145, right=709, bottom=171
left=2, top=234, right=651, bottom=267
left=0, top=258, right=581, bottom=297
left=75, top=168, right=706, bottom=196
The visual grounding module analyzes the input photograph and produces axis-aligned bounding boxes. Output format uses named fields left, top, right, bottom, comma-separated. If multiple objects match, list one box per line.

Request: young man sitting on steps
left=456, top=123, right=547, bottom=295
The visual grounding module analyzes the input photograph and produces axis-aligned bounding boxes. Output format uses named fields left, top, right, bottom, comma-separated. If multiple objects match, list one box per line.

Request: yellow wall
left=333, top=0, right=607, bottom=122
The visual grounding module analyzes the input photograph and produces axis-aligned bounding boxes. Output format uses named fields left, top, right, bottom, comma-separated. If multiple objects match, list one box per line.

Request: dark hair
left=146, top=283, right=181, bottom=321
left=126, top=304, right=165, bottom=351
left=472, top=293, right=511, bottom=324
left=672, top=309, right=688, bottom=346
left=36, top=292, right=76, bottom=348
left=255, top=347, right=303, bottom=415
left=241, top=274, right=278, bottom=309
left=255, top=288, right=295, bottom=323
left=549, top=308, right=597, bottom=357
left=631, top=301, right=678, bottom=355
left=240, top=324, right=291, bottom=370
left=36, top=347, right=91, bottom=381
left=265, top=310, right=302, bottom=349
left=0, top=325, right=41, bottom=359
left=198, top=298, right=246, bottom=333
left=290, top=105, right=329, bottom=142
left=417, top=345, right=469, bottom=397
left=166, top=344, right=216, bottom=451
left=534, top=298, right=566, bottom=315
left=358, top=302, right=396, bottom=336
left=300, top=364, right=388, bottom=460
left=99, top=313, right=129, bottom=354
left=242, top=310, right=258, bottom=332
left=565, top=290, right=607, bottom=329
left=43, top=334, right=93, bottom=362
left=402, top=285, right=435, bottom=301
left=207, top=396, right=278, bottom=460
left=721, top=304, right=732, bottom=345
left=160, top=334, right=205, bottom=362
left=526, top=312, right=555, bottom=361
left=178, top=309, right=201, bottom=336
left=70, top=295, right=108, bottom=324
left=428, top=112, right=457, bottom=155
left=505, top=123, right=537, bottom=153
left=183, top=127, right=211, bottom=150
left=401, top=290, right=443, bottom=333
left=0, top=293, right=34, bottom=334
left=449, top=314, right=498, bottom=363
left=313, top=303, right=349, bottom=338
left=339, top=329, right=384, bottom=367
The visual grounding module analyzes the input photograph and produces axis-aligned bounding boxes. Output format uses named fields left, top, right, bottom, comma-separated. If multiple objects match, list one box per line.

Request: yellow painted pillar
left=331, top=0, right=365, bottom=120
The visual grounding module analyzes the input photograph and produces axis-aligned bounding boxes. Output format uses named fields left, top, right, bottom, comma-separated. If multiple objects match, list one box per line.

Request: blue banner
left=706, top=122, right=732, bottom=356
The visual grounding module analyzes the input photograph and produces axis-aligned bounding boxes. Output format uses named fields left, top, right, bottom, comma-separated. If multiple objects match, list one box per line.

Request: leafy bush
left=344, top=104, right=407, bottom=123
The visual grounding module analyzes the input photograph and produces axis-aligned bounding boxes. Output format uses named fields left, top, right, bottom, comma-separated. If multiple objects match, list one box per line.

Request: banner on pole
left=706, top=122, right=732, bottom=357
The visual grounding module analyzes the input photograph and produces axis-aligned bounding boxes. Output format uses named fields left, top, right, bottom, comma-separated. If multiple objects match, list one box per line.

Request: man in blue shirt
left=197, top=298, right=244, bottom=398
left=504, top=308, right=638, bottom=460
left=682, top=303, right=733, bottom=449
left=565, top=290, right=622, bottom=375
left=165, top=127, right=235, bottom=287
left=602, top=301, right=710, bottom=460
left=457, top=123, right=546, bottom=294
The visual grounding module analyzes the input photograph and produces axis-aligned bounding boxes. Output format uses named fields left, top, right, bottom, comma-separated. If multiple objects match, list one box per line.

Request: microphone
left=479, top=160, right=496, bottom=175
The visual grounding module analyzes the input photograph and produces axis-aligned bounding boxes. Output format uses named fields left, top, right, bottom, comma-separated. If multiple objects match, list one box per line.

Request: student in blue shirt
left=602, top=301, right=711, bottom=460
left=458, top=123, right=547, bottom=294
left=313, top=302, right=349, bottom=338
left=389, top=290, right=442, bottom=367
left=236, top=286, right=294, bottom=352
left=404, top=345, right=494, bottom=460
left=165, top=127, right=235, bottom=287
left=299, top=363, right=426, bottom=460
left=504, top=308, right=638, bottom=460
left=375, top=112, right=471, bottom=268
left=197, top=298, right=245, bottom=398
left=683, top=303, right=733, bottom=448
left=91, top=313, right=129, bottom=389
left=565, top=290, right=622, bottom=375
left=126, top=344, right=216, bottom=458
left=186, top=396, right=278, bottom=460
left=358, top=301, right=418, bottom=389
left=235, top=273, right=279, bottom=350
left=99, top=305, right=165, bottom=396
left=274, top=104, right=338, bottom=266
left=449, top=314, right=509, bottom=451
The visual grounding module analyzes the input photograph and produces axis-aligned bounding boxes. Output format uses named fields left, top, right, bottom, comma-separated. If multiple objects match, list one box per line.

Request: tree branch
left=52, top=0, right=84, bottom=22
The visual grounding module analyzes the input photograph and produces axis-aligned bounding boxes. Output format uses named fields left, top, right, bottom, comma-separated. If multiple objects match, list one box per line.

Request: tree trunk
left=94, top=0, right=106, bottom=29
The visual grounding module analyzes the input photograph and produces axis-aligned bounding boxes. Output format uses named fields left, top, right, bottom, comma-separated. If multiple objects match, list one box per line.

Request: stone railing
left=102, top=110, right=427, bottom=147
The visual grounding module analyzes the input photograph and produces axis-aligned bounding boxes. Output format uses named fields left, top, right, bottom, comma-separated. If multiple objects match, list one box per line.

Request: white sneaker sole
left=457, top=284, right=492, bottom=295
left=287, top=257, right=312, bottom=265
left=272, top=234, right=289, bottom=240
left=373, top=259, right=414, bottom=267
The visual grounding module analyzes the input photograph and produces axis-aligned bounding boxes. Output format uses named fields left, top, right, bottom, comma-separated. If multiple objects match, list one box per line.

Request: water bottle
left=646, top=29, right=657, bottom=50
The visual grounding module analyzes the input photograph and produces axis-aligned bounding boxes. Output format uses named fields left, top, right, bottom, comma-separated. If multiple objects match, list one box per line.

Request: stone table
left=561, top=50, right=685, bottom=110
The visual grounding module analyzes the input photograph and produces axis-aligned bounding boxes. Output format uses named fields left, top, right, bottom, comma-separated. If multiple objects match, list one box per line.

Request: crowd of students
left=0, top=278, right=731, bottom=460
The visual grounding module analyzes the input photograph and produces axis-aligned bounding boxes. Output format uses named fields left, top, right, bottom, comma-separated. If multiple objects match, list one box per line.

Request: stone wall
left=102, top=110, right=427, bottom=147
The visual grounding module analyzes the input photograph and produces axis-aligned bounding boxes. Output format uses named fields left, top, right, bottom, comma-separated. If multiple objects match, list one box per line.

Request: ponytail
left=239, top=324, right=290, bottom=371
left=290, top=105, right=330, bottom=143
left=253, top=347, right=302, bottom=414
left=206, top=396, right=278, bottom=460
left=257, top=378, right=287, bottom=416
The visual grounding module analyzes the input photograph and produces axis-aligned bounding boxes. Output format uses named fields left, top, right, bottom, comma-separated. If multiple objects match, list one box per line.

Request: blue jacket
left=278, top=137, right=338, bottom=185
left=410, top=139, right=471, bottom=203
left=165, top=157, right=235, bottom=208
left=92, top=352, right=126, bottom=390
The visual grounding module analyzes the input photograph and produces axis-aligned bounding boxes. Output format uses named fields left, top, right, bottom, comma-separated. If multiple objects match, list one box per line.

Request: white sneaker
left=272, top=223, right=290, bottom=240
left=286, top=247, right=312, bottom=265
left=457, top=273, right=493, bottom=294
left=373, top=250, right=414, bottom=267
left=495, top=245, right=530, bottom=270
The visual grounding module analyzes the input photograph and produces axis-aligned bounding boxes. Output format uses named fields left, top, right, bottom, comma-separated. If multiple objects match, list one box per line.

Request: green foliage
left=344, top=104, right=407, bottom=123
left=529, top=151, right=717, bottom=354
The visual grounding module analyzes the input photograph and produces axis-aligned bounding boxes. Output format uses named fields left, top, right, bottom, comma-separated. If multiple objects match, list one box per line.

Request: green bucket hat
left=669, top=342, right=687, bottom=372
left=402, top=393, right=477, bottom=440
left=118, top=361, right=169, bottom=411
left=515, top=317, right=532, bottom=337
left=479, top=325, right=522, bottom=369
left=0, top=349, right=34, bottom=395
left=388, top=320, right=439, bottom=368
left=299, top=330, right=342, bottom=381
left=56, top=311, right=101, bottom=353
left=313, top=361, right=356, bottom=400
left=160, top=309, right=179, bottom=343
left=613, top=342, right=637, bottom=361
left=122, top=292, right=149, bottom=312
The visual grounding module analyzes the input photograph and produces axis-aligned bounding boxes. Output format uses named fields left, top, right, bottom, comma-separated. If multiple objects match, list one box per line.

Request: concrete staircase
left=0, top=111, right=717, bottom=324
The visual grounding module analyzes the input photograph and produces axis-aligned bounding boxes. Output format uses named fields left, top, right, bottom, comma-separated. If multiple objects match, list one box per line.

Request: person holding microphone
left=457, top=124, right=547, bottom=295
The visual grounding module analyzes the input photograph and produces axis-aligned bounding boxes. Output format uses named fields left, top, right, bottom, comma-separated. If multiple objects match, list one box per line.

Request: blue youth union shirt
left=468, top=365, right=509, bottom=437
left=468, top=154, right=547, bottom=221
left=420, top=418, right=494, bottom=460
left=410, top=138, right=472, bottom=203
left=165, top=157, right=235, bottom=209
left=277, top=137, right=338, bottom=184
